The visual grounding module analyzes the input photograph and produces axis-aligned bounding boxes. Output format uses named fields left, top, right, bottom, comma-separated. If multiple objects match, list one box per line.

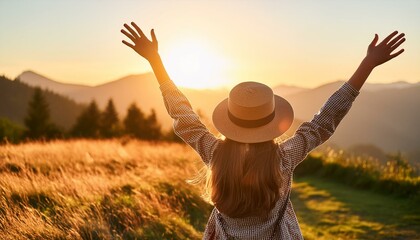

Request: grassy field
left=0, top=139, right=418, bottom=239
left=292, top=176, right=420, bottom=239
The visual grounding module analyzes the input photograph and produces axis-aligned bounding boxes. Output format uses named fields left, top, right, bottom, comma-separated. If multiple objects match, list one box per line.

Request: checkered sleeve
left=279, top=82, right=359, bottom=170
left=159, top=80, right=219, bottom=166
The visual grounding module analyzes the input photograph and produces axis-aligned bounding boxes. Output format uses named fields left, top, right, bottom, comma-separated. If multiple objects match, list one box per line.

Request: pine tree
left=145, top=109, right=161, bottom=140
left=100, top=98, right=120, bottom=138
left=123, top=103, right=147, bottom=139
left=71, top=100, right=101, bottom=138
left=24, top=88, right=51, bottom=139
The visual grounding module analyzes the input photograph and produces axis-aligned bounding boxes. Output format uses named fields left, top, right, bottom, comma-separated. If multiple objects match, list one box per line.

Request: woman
left=121, top=22, right=405, bottom=239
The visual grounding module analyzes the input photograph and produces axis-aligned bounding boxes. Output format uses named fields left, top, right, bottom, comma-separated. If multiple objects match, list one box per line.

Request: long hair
left=208, top=138, right=282, bottom=218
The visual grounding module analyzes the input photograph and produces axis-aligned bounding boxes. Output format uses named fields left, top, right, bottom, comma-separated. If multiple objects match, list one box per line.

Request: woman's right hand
left=121, top=22, right=159, bottom=61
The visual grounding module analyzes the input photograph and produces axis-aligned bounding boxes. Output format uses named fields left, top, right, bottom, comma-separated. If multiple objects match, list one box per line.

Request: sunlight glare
left=164, top=39, right=231, bottom=89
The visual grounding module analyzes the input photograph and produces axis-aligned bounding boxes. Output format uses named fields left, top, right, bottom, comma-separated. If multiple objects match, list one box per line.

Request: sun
left=163, top=39, right=231, bottom=89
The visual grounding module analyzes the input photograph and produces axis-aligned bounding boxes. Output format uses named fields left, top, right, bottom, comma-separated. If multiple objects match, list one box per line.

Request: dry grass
left=0, top=139, right=211, bottom=240
left=1, top=139, right=418, bottom=239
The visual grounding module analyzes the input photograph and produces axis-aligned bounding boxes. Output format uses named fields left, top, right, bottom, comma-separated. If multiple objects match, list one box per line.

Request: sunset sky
left=0, top=0, right=419, bottom=89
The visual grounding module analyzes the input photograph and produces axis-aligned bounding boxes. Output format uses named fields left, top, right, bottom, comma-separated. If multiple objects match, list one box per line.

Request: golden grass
left=1, top=139, right=418, bottom=239
left=0, top=139, right=211, bottom=239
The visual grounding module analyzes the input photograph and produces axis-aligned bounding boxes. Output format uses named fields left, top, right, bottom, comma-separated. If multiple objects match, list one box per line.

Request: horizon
left=11, top=69, right=420, bottom=90
left=1, top=1, right=420, bottom=89
left=3, top=67, right=419, bottom=157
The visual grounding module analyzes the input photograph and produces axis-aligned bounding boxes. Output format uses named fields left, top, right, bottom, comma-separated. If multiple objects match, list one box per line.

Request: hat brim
left=212, top=95, right=294, bottom=143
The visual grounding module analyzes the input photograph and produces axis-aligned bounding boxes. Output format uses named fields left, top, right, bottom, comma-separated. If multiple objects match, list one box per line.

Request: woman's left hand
left=121, top=22, right=159, bottom=61
left=365, top=31, right=405, bottom=68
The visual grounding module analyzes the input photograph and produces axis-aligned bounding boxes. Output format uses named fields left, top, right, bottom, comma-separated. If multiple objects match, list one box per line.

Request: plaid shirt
left=160, top=80, right=359, bottom=239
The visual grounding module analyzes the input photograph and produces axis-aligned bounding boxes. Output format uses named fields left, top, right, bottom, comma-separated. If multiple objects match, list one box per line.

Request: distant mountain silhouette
left=0, top=75, right=85, bottom=130
left=16, top=71, right=420, bottom=158
left=18, top=70, right=91, bottom=95
left=284, top=81, right=420, bottom=154
left=362, top=80, right=420, bottom=92
left=17, top=71, right=229, bottom=131
left=272, top=84, right=308, bottom=96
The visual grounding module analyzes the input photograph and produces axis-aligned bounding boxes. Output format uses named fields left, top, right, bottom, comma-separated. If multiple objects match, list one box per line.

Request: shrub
left=295, top=151, right=420, bottom=199
left=0, top=118, right=24, bottom=143
left=294, top=155, right=323, bottom=177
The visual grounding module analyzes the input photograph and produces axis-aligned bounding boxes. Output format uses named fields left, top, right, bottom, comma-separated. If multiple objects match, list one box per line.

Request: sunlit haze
left=164, top=38, right=232, bottom=89
left=0, top=0, right=419, bottom=89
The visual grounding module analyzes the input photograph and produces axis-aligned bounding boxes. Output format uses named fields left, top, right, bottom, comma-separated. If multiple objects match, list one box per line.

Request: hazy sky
left=0, top=0, right=419, bottom=89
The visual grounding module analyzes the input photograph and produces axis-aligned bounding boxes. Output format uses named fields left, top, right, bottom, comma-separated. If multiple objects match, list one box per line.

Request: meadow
left=0, top=139, right=419, bottom=239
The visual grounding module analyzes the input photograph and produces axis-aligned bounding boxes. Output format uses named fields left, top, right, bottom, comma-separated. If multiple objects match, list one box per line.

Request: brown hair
left=208, top=138, right=282, bottom=218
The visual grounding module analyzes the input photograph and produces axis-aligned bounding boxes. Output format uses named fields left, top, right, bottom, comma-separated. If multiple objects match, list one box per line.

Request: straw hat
left=212, top=81, right=294, bottom=143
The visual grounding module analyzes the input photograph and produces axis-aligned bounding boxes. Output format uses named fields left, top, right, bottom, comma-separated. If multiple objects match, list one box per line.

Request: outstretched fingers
left=131, top=22, right=146, bottom=38
left=380, top=30, right=399, bottom=45
left=390, top=37, right=406, bottom=52
left=366, top=30, right=406, bottom=67
left=121, top=29, right=136, bottom=43
left=122, top=40, right=135, bottom=49
left=388, top=33, right=405, bottom=47
left=389, top=48, right=405, bottom=60
left=123, top=23, right=140, bottom=39
left=387, top=32, right=406, bottom=60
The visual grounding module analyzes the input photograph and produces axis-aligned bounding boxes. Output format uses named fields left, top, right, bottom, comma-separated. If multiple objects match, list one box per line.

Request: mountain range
left=0, top=75, right=85, bottom=130
left=11, top=70, right=420, bottom=161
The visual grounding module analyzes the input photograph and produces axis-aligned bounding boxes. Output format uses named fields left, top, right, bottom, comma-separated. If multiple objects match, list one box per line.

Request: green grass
left=292, top=176, right=420, bottom=239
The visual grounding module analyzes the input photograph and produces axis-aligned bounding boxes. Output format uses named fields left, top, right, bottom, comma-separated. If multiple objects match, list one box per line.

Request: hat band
left=228, top=110, right=275, bottom=128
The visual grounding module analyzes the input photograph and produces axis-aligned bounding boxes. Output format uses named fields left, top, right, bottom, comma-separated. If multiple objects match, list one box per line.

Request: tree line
left=1, top=87, right=181, bottom=143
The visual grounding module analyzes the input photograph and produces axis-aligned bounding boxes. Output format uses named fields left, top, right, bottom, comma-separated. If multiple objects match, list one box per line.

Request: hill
left=17, top=71, right=229, bottom=131
left=0, top=75, right=85, bottom=130
left=16, top=71, right=420, bottom=158
left=284, top=81, right=420, bottom=153
left=17, top=70, right=90, bottom=95
left=272, top=84, right=308, bottom=96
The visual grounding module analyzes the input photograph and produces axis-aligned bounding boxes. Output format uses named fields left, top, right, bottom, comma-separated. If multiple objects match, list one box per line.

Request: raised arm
left=120, top=22, right=219, bottom=165
left=121, top=22, right=170, bottom=85
left=280, top=31, right=406, bottom=170
left=348, top=31, right=405, bottom=91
